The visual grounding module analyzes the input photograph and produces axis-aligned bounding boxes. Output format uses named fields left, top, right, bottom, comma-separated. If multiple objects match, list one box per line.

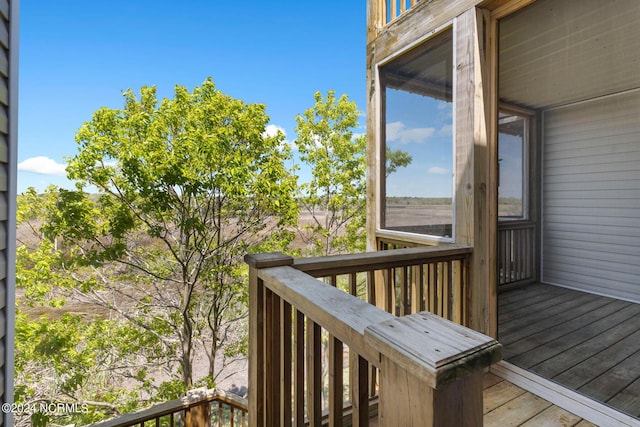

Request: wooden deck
left=483, top=373, right=595, bottom=426
left=369, top=373, right=595, bottom=426
left=499, top=283, right=640, bottom=421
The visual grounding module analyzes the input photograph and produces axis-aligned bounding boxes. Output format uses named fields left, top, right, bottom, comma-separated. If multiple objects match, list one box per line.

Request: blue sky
left=18, top=1, right=366, bottom=193
left=385, top=89, right=453, bottom=198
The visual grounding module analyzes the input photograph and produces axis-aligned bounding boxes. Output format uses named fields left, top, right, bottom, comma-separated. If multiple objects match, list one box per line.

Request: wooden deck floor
left=369, top=373, right=593, bottom=426
left=499, top=283, right=640, bottom=421
left=483, top=373, right=595, bottom=426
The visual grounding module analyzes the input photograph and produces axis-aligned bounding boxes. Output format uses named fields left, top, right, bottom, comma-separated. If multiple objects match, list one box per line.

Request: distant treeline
left=386, top=197, right=452, bottom=206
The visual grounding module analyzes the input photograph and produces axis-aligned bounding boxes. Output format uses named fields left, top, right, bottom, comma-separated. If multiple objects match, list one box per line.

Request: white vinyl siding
left=542, top=90, right=640, bottom=303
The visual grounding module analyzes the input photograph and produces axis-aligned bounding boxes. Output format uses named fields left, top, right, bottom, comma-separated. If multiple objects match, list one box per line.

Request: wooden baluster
left=528, top=226, right=533, bottom=279
left=385, top=268, right=393, bottom=314
left=294, top=310, right=305, bottom=426
left=230, top=406, right=235, bottom=427
left=410, top=264, right=424, bottom=314
left=265, top=288, right=281, bottom=426
left=522, top=227, right=528, bottom=279
left=350, top=354, right=369, bottom=427
left=367, top=271, right=376, bottom=306
left=330, top=275, right=337, bottom=287
left=431, top=262, right=438, bottom=315
left=399, top=266, right=408, bottom=316
left=307, top=320, right=322, bottom=426
left=499, top=229, right=505, bottom=284
left=451, top=259, right=462, bottom=325
left=507, top=230, right=513, bottom=283
left=463, top=254, right=470, bottom=327
left=329, top=336, right=344, bottom=427
left=349, top=272, right=357, bottom=297
left=400, top=0, right=406, bottom=13
left=440, top=262, right=447, bottom=318
left=442, top=261, right=454, bottom=320
left=218, top=401, right=223, bottom=427
left=281, top=299, right=292, bottom=426
left=248, top=266, right=264, bottom=426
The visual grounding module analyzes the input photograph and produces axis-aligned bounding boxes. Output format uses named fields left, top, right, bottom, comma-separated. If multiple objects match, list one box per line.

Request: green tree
left=294, top=90, right=412, bottom=256
left=17, top=78, right=298, bottom=416
left=385, top=146, right=412, bottom=177
left=294, top=90, right=367, bottom=256
left=15, top=186, right=144, bottom=426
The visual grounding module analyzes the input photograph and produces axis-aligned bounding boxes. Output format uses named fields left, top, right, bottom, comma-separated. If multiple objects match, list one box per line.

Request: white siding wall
left=542, top=90, right=640, bottom=303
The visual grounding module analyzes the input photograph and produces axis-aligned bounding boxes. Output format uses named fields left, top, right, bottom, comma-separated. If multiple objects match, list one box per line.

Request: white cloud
left=428, top=166, right=449, bottom=174
left=386, top=121, right=435, bottom=144
left=18, top=156, right=66, bottom=176
left=438, top=124, right=452, bottom=137
left=263, top=124, right=286, bottom=139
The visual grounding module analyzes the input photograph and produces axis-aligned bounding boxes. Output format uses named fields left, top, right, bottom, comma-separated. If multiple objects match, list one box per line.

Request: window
left=498, top=111, right=528, bottom=220
left=380, top=29, right=454, bottom=238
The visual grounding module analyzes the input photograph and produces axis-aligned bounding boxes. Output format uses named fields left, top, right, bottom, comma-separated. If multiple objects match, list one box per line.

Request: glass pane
left=498, top=113, right=526, bottom=219
left=381, top=29, right=454, bottom=238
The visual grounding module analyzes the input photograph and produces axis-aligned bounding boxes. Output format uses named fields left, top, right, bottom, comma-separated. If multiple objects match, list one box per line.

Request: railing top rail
left=291, top=244, right=472, bottom=277
left=88, top=388, right=247, bottom=427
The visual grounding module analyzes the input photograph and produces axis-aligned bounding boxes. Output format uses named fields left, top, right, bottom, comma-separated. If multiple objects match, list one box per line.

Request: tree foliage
left=14, top=79, right=298, bottom=422
left=294, top=90, right=367, bottom=255
left=294, top=90, right=412, bottom=256
left=15, top=83, right=411, bottom=425
left=386, top=146, right=413, bottom=177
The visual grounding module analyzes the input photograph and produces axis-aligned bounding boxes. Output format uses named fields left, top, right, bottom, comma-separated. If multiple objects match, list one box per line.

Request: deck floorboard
left=482, top=373, right=595, bottom=426
left=499, top=283, right=640, bottom=422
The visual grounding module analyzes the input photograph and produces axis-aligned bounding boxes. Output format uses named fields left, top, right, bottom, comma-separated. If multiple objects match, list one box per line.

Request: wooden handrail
left=292, top=244, right=472, bottom=277
left=246, top=250, right=502, bottom=426
left=88, top=388, right=248, bottom=427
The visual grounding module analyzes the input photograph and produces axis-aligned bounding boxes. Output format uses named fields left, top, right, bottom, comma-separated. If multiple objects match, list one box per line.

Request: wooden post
left=184, top=389, right=210, bottom=427
left=365, top=312, right=502, bottom=426
left=454, top=7, right=497, bottom=337
left=378, top=359, right=483, bottom=426
left=245, top=253, right=294, bottom=427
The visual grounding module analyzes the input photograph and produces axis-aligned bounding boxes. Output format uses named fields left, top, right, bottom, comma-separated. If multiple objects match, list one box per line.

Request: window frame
left=497, top=104, right=534, bottom=222
left=376, top=25, right=457, bottom=244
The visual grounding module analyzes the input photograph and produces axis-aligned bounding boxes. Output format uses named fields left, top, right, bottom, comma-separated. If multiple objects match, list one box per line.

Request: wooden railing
left=373, top=0, right=421, bottom=27
left=295, top=244, right=473, bottom=327
left=497, top=220, right=536, bottom=287
left=88, top=388, right=248, bottom=427
left=246, top=247, right=502, bottom=427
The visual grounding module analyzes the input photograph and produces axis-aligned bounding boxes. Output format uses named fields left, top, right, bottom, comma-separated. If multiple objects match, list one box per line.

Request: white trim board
left=490, top=361, right=640, bottom=427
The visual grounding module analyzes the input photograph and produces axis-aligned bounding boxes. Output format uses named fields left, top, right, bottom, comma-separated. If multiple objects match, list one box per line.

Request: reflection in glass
left=381, top=29, right=454, bottom=238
